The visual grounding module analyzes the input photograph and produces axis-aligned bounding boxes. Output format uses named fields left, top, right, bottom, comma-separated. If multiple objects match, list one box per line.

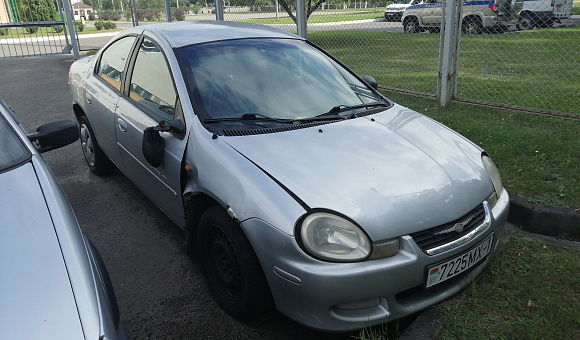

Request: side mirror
left=142, top=126, right=165, bottom=168
left=27, top=119, right=79, bottom=153
left=362, top=76, right=378, bottom=90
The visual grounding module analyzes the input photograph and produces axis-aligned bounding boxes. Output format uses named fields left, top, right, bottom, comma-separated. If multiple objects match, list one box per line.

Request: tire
left=197, top=205, right=273, bottom=319
left=518, top=14, right=534, bottom=30
left=462, top=17, right=482, bottom=35
left=404, top=18, right=420, bottom=33
left=538, top=17, right=554, bottom=28
left=78, top=115, right=115, bottom=175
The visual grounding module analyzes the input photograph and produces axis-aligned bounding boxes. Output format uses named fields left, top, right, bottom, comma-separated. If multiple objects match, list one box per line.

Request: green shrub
left=0, top=28, right=8, bottom=36
left=25, top=26, right=39, bottom=34
left=173, top=7, right=186, bottom=21
left=95, top=20, right=117, bottom=30
left=52, top=25, right=64, bottom=33
left=74, top=21, right=84, bottom=32
left=104, top=21, right=116, bottom=29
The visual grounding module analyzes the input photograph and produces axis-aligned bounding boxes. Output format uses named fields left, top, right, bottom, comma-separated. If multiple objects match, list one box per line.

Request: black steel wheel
left=197, top=205, right=272, bottom=319
left=78, top=115, right=115, bottom=175
left=518, top=14, right=534, bottom=30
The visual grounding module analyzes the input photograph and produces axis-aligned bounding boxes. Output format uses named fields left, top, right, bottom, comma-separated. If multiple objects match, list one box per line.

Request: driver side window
left=129, top=38, right=177, bottom=122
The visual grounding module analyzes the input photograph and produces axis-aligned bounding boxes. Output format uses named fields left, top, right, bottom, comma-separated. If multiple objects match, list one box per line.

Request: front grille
left=410, top=204, right=486, bottom=255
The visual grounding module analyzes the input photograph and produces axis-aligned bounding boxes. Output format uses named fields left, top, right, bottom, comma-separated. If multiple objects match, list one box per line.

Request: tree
left=277, top=0, right=325, bottom=23
left=17, top=0, right=58, bottom=22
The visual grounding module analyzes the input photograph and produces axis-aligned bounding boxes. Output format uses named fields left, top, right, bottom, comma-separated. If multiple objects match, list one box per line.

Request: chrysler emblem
left=453, top=216, right=473, bottom=233
left=434, top=215, right=474, bottom=236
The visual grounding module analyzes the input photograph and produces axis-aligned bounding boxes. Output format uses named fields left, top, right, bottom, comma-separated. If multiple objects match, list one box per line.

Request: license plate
left=387, top=13, right=394, bottom=16
left=426, top=234, right=494, bottom=288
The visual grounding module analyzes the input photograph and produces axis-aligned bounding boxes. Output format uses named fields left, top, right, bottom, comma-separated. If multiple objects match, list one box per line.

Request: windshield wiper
left=293, top=102, right=388, bottom=124
left=203, top=113, right=295, bottom=124
left=325, top=101, right=389, bottom=116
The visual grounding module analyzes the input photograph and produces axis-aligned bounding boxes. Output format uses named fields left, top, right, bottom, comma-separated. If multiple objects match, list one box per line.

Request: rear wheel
left=404, top=18, right=420, bottom=33
left=197, top=205, right=272, bottom=319
left=462, top=17, right=482, bottom=35
left=79, top=115, right=115, bottom=175
left=518, top=13, right=534, bottom=30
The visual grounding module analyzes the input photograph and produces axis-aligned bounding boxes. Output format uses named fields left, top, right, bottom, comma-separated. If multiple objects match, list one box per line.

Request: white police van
left=518, top=0, right=573, bottom=30
left=402, top=0, right=524, bottom=34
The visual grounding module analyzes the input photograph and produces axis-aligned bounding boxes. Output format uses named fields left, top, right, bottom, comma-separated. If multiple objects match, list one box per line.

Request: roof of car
left=123, top=21, right=303, bottom=48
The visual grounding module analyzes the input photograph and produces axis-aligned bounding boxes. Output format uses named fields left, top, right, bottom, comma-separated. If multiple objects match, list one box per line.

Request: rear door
left=553, top=0, right=572, bottom=17
left=114, top=36, right=187, bottom=226
left=87, top=36, right=138, bottom=167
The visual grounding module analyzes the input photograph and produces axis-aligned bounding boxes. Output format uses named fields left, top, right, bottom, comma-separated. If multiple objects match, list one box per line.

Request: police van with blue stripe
left=401, top=0, right=524, bottom=34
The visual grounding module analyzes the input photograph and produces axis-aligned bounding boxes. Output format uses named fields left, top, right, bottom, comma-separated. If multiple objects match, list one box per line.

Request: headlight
left=482, top=155, right=503, bottom=199
left=297, top=212, right=371, bottom=262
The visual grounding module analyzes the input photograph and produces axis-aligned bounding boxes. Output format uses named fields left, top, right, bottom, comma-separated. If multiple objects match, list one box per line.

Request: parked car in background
left=518, top=0, right=572, bottom=30
left=402, top=0, right=524, bottom=34
left=69, top=21, right=509, bottom=332
left=384, top=0, right=422, bottom=21
left=0, top=98, right=129, bottom=340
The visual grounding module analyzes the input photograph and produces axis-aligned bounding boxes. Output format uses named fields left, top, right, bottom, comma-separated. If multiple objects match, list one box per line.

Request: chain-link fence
left=4, top=0, right=576, bottom=116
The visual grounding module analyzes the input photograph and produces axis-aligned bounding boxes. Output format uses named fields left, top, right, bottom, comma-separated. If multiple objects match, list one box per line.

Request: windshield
left=0, top=114, right=30, bottom=172
left=176, top=38, right=385, bottom=126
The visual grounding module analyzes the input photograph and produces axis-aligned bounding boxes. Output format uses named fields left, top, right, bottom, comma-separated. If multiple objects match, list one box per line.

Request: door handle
left=117, top=118, right=128, bottom=132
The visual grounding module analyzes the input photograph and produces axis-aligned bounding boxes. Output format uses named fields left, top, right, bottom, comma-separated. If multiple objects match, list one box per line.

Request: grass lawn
left=0, top=25, right=122, bottom=38
left=243, top=12, right=384, bottom=25
left=308, top=26, right=580, bottom=115
left=437, top=237, right=580, bottom=340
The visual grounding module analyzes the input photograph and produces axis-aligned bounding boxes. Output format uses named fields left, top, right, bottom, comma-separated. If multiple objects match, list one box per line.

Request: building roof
left=72, top=3, right=93, bottom=9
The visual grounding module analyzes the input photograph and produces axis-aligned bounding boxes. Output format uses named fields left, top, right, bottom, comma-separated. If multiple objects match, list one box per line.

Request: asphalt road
left=0, top=55, right=378, bottom=339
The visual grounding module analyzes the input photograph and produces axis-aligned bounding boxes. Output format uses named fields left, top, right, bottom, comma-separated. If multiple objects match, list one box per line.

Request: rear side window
left=129, top=38, right=177, bottom=122
left=97, top=36, right=137, bottom=91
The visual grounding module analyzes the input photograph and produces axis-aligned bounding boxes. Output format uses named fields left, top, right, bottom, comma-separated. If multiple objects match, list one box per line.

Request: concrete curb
left=508, top=196, right=580, bottom=241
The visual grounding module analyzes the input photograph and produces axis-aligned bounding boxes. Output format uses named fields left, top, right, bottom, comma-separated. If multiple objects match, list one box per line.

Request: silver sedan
left=69, top=21, right=509, bottom=332
left=0, top=97, right=129, bottom=339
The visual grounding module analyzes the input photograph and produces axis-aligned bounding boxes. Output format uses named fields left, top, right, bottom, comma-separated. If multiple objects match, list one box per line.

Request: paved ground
left=0, top=55, right=383, bottom=339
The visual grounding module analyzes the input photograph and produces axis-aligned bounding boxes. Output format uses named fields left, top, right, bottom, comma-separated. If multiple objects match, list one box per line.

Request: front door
left=115, top=37, right=187, bottom=226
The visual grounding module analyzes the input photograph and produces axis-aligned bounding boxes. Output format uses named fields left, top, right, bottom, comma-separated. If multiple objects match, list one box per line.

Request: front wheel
left=197, top=205, right=273, bottom=319
left=78, top=115, right=115, bottom=175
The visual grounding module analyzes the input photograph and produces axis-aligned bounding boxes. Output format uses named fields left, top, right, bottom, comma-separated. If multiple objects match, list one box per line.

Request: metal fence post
left=437, top=0, right=462, bottom=107
left=62, top=0, right=79, bottom=59
left=215, top=0, right=224, bottom=21
left=165, top=0, right=172, bottom=22
left=296, top=0, right=307, bottom=38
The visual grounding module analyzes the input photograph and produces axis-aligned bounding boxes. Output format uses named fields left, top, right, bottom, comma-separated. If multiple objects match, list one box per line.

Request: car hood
left=223, top=106, right=493, bottom=240
left=0, top=162, right=85, bottom=339
left=386, top=4, right=410, bottom=10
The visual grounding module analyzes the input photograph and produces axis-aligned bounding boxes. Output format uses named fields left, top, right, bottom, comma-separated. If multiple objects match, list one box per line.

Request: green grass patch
left=438, top=237, right=580, bottom=340
left=0, top=25, right=122, bottom=39
left=308, top=28, right=580, bottom=115
left=242, top=12, right=384, bottom=25
left=383, top=91, right=580, bottom=209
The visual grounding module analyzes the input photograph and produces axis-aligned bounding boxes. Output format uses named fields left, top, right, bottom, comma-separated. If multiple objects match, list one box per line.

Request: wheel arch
left=73, top=102, right=85, bottom=121
left=184, top=192, right=221, bottom=261
left=402, top=14, right=421, bottom=25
